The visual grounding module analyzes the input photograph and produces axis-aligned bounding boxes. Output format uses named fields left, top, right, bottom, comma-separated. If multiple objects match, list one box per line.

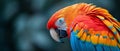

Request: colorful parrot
left=47, top=3, right=120, bottom=51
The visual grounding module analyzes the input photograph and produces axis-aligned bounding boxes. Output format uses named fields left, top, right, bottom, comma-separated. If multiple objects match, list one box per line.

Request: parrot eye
left=55, top=17, right=66, bottom=30
left=59, top=18, right=64, bottom=23
left=56, top=17, right=65, bottom=25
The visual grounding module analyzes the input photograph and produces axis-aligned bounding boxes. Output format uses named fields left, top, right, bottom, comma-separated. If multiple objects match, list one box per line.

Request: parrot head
left=47, top=4, right=81, bottom=42
left=47, top=9, right=68, bottom=43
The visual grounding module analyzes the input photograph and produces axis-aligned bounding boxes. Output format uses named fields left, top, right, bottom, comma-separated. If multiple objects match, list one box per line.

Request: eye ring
left=55, top=17, right=66, bottom=28
left=58, top=17, right=64, bottom=24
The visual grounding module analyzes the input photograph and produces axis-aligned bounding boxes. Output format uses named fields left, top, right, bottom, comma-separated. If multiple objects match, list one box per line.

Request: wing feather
left=70, top=15, right=120, bottom=51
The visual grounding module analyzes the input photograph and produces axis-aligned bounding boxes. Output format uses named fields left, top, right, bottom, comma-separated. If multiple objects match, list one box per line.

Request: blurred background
left=0, top=0, right=120, bottom=51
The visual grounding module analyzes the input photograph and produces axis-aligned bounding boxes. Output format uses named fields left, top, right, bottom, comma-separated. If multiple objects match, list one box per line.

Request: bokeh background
left=0, top=0, right=120, bottom=51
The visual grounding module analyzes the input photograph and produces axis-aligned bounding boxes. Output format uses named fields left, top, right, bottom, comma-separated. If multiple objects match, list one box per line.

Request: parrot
left=47, top=3, right=120, bottom=51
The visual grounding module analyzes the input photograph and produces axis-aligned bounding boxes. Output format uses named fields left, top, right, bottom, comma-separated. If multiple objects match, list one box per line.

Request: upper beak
left=49, top=28, right=62, bottom=43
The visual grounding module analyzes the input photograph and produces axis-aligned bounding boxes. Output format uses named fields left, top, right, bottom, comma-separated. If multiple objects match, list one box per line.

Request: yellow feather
left=110, top=39, right=117, bottom=46
left=91, top=35, right=99, bottom=45
left=91, top=31, right=99, bottom=45
left=111, top=27, right=117, bottom=33
left=106, top=37, right=111, bottom=46
left=103, top=20, right=113, bottom=26
left=76, top=28, right=84, bottom=38
left=101, top=31, right=108, bottom=45
left=108, top=32, right=117, bottom=46
left=97, top=15, right=105, bottom=20
left=115, top=33, right=120, bottom=42
left=86, top=34, right=91, bottom=42
left=112, top=21, right=120, bottom=31
left=98, top=35, right=105, bottom=44
left=98, top=31, right=107, bottom=45
left=80, top=32, right=87, bottom=41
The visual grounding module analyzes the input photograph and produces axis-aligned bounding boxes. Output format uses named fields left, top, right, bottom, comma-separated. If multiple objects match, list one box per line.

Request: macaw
left=47, top=3, right=120, bottom=51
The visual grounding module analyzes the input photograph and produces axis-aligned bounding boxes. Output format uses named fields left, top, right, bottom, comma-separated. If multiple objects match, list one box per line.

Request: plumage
left=103, top=46, right=111, bottom=51
left=47, top=3, right=120, bottom=51
left=69, top=4, right=120, bottom=51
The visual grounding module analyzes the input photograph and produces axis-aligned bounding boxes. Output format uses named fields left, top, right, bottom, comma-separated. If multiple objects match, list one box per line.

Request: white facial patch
left=55, top=17, right=67, bottom=30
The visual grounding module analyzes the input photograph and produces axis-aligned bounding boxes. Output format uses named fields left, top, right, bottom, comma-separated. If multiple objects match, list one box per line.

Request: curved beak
left=49, top=28, right=62, bottom=43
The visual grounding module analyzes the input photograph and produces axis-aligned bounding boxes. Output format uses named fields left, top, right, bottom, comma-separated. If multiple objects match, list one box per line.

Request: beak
left=49, top=28, right=63, bottom=43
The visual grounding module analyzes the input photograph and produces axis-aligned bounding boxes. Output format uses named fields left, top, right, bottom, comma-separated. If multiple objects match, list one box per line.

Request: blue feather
left=79, top=40, right=87, bottom=51
left=110, top=46, right=120, bottom=51
left=103, top=46, right=110, bottom=51
left=85, top=42, right=95, bottom=51
left=95, top=44, right=103, bottom=51
left=70, top=31, right=77, bottom=51
left=70, top=31, right=81, bottom=51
